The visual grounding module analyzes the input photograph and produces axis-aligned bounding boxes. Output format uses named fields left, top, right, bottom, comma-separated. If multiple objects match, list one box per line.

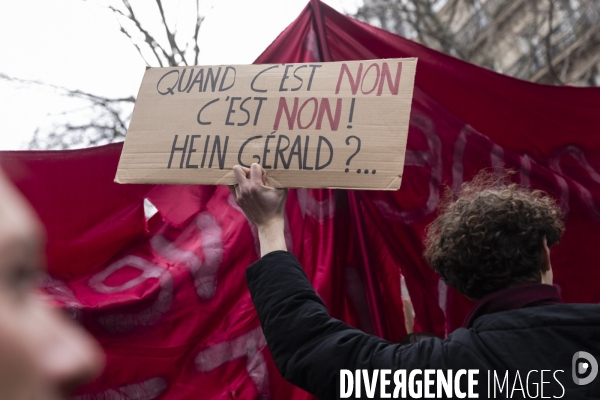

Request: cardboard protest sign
left=116, top=58, right=417, bottom=190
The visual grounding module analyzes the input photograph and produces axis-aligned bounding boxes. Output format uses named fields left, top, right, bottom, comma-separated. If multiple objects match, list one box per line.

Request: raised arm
left=229, top=163, right=288, bottom=257
left=231, top=164, right=440, bottom=398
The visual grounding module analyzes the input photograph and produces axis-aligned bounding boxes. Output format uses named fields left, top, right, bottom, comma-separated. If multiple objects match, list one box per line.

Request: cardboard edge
left=115, top=59, right=416, bottom=191
left=114, top=66, right=154, bottom=184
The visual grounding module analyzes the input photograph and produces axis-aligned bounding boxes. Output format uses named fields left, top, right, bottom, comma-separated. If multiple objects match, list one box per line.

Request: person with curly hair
left=232, top=164, right=600, bottom=399
left=425, top=171, right=564, bottom=300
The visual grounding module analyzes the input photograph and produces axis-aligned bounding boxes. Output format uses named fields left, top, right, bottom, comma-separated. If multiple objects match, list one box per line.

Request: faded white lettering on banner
left=374, top=112, right=441, bottom=223
left=195, top=326, right=269, bottom=398
left=193, top=212, right=223, bottom=299
left=150, top=211, right=224, bottom=300
left=373, top=114, right=600, bottom=223
left=296, top=188, right=336, bottom=222
left=491, top=143, right=505, bottom=175
left=150, top=234, right=201, bottom=272
left=519, top=154, right=532, bottom=187
left=90, top=255, right=165, bottom=294
left=452, top=124, right=504, bottom=192
left=89, top=255, right=173, bottom=332
left=72, top=376, right=167, bottom=400
left=37, top=273, right=83, bottom=320
left=550, top=145, right=600, bottom=218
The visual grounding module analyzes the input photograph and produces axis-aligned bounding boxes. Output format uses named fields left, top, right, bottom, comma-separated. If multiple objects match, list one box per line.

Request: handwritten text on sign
left=116, top=58, right=417, bottom=190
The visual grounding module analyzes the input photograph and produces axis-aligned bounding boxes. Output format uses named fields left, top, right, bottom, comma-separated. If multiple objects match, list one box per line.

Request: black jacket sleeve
left=246, top=251, right=444, bottom=399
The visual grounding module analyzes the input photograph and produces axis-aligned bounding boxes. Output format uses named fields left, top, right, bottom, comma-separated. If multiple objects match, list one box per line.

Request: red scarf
left=463, top=283, right=562, bottom=328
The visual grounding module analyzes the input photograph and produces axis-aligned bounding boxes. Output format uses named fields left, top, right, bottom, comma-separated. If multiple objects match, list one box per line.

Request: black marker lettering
left=262, top=134, right=276, bottom=169
left=225, top=97, right=241, bottom=126
left=197, top=98, right=219, bottom=125
left=219, top=66, right=236, bottom=91
left=253, top=97, right=267, bottom=125
left=287, top=135, right=302, bottom=170
left=186, top=135, right=201, bottom=168
left=203, top=67, right=222, bottom=92
left=250, top=65, right=279, bottom=93
left=279, top=64, right=293, bottom=91
left=201, top=135, right=211, bottom=168
left=291, top=65, right=307, bottom=91
left=315, top=136, right=333, bottom=170
left=306, top=65, right=322, bottom=91
left=237, top=136, right=263, bottom=168
left=178, top=68, right=194, bottom=92
left=209, top=135, right=229, bottom=169
left=302, top=135, right=313, bottom=170
left=187, top=69, right=204, bottom=93
left=238, top=97, right=252, bottom=126
left=274, top=135, right=290, bottom=169
left=157, top=70, right=179, bottom=95
left=167, top=135, right=189, bottom=169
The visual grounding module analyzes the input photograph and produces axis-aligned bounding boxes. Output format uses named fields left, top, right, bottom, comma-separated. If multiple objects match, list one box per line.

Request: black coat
left=246, top=251, right=600, bottom=399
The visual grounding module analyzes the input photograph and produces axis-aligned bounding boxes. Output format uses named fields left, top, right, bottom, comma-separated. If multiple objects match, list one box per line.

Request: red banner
left=2, top=2, right=600, bottom=399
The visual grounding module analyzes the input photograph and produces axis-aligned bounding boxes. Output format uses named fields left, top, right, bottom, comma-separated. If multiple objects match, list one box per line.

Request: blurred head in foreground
left=425, top=171, right=565, bottom=300
left=0, top=169, right=103, bottom=399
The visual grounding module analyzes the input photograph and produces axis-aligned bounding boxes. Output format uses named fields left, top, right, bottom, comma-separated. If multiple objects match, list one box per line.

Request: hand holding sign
left=116, top=58, right=417, bottom=190
left=229, top=163, right=287, bottom=229
left=229, top=163, right=288, bottom=257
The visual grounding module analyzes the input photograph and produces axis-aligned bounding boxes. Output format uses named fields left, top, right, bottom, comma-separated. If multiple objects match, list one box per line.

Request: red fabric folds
left=1, top=1, right=600, bottom=398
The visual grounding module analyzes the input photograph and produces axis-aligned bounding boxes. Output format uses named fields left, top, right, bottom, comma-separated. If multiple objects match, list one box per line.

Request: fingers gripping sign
left=229, top=163, right=289, bottom=257
left=229, top=163, right=287, bottom=227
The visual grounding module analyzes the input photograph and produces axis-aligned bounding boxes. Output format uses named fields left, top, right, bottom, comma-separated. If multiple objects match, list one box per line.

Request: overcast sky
left=0, top=0, right=362, bottom=150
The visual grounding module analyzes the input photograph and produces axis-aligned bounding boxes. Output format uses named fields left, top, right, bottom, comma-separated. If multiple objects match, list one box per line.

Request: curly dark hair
left=424, top=171, right=565, bottom=299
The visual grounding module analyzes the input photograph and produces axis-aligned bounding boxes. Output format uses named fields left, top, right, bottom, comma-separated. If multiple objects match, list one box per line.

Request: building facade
left=357, top=0, right=600, bottom=86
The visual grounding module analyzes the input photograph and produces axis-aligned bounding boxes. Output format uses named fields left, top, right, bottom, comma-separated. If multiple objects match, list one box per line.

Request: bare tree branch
left=356, top=0, right=600, bottom=86
left=0, top=73, right=135, bottom=104
left=544, top=0, right=566, bottom=84
left=116, top=0, right=170, bottom=66
left=2, top=0, right=207, bottom=149
left=154, top=0, right=186, bottom=65
left=0, top=72, right=134, bottom=149
left=108, top=6, right=153, bottom=66
left=193, top=0, right=203, bottom=65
